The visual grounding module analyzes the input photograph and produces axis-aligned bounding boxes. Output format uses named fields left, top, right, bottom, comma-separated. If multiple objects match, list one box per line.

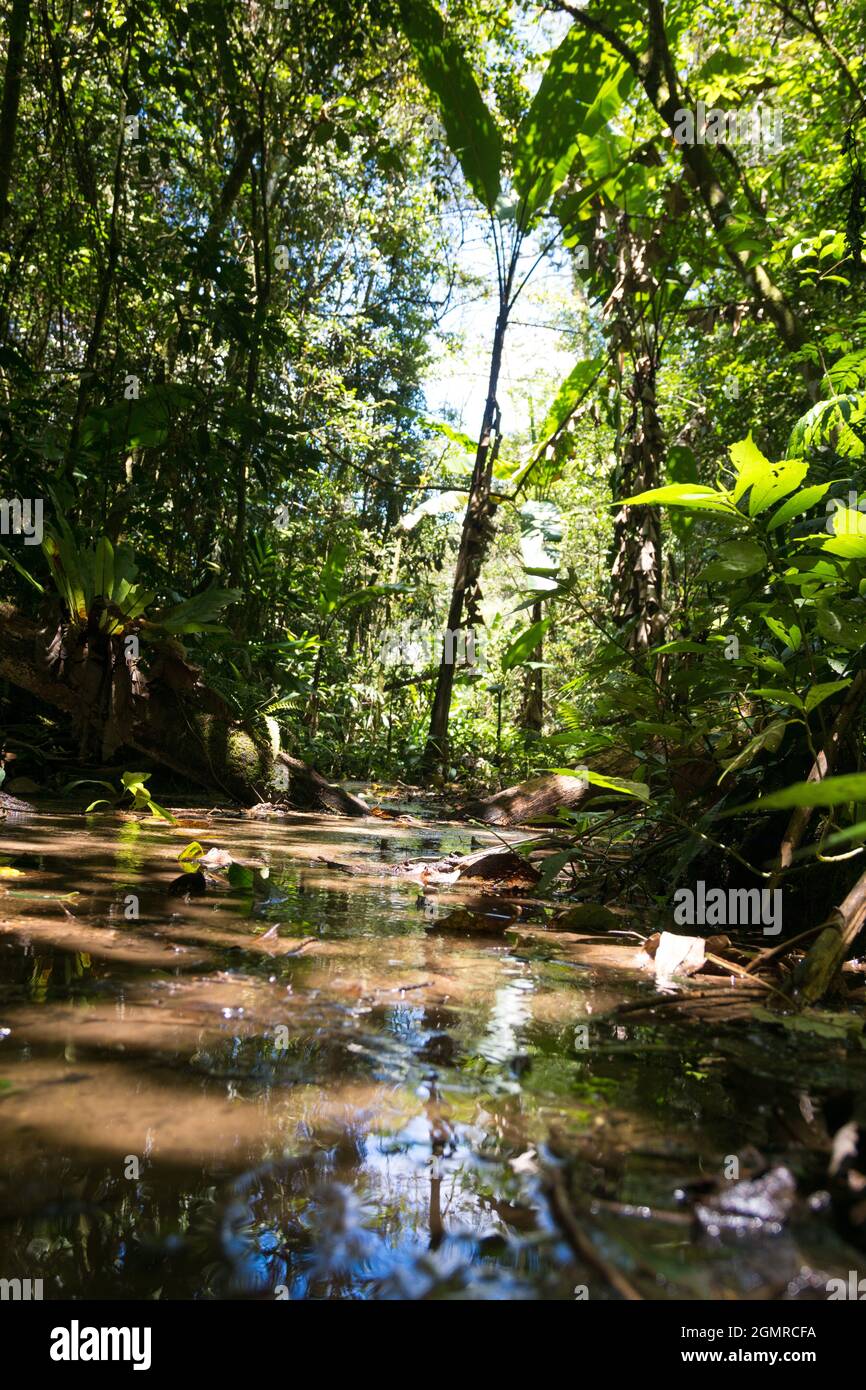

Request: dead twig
left=541, top=1165, right=644, bottom=1300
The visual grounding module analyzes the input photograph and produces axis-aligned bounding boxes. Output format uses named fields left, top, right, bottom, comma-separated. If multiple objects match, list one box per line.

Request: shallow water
left=1, top=808, right=864, bottom=1300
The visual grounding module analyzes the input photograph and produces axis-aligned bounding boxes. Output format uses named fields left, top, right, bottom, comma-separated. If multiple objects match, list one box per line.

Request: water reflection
left=0, top=812, right=863, bottom=1298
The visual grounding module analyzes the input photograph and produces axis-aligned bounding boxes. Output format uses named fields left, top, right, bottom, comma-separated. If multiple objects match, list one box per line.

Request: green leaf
left=512, top=23, right=630, bottom=227
left=502, top=617, right=551, bottom=672
left=762, top=614, right=802, bottom=650
left=156, top=587, right=241, bottom=633
left=767, top=482, right=833, bottom=531
left=729, top=434, right=809, bottom=515
left=397, top=0, right=501, bottom=211
left=729, top=432, right=771, bottom=503
left=519, top=500, right=562, bottom=591
left=816, top=602, right=866, bottom=650
left=537, top=356, right=602, bottom=446
left=804, top=679, right=851, bottom=714
left=617, top=483, right=738, bottom=515
left=749, top=687, right=805, bottom=710
left=741, top=772, right=866, bottom=812
left=749, top=459, right=809, bottom=516
left=789, top=395, right=866, bottom=460
left=699, top=539, right=767, bottom=583
left=227, top=862, right=255, bottom=889
left=535, top=849, right=579, bottom=893
left=552, top=768, right=651, bottom=803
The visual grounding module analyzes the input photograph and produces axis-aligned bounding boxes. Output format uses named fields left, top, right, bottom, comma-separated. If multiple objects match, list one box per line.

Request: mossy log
left=0, top=604, right=368, bottom=816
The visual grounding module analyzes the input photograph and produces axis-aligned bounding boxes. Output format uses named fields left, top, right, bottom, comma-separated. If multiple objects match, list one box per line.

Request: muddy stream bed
left=1, top=804, right=865, bottom=1300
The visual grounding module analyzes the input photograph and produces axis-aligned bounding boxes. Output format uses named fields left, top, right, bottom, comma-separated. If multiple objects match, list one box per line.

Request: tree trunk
left=602, top=213, right=666, bottom=652
left=521, top=598, right=544, bottom=731
left=0, top=0, right=30, bottom=236
left=611, top=350, right=665, bottom=651
left=423, top=305, right=508, bottom=768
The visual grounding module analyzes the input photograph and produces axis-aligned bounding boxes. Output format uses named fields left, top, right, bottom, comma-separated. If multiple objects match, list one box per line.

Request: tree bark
left=602, top=213, right=666, bottom=651
left=521, top=598, right=544, bottom=732
left=0, top=0, right=30, bottom=236
left=611, top=349, right=665, bottom=650
left=422, top=302, right=508, bottom=767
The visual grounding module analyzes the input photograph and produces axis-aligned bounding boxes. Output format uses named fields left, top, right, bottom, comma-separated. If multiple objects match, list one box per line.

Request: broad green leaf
left=513, top=22, right=631, bottom=227
left=537, top=356, right=602, bottom=445
left=156, top=587, right=241, bottom=633
left=536, top=848, right=580, bottom=893
left=93, top=535, right=114, bottom=601
left=749, top=687, right=805, bottom=710
left=804, top=679, right=851, bottom=713
left=767, top=481, right=833, bottom=531
left=502, top=617, right=551, bottom=672
left=748, top=459, right=809, bottom=516
left=742, top=772, right=866, bottom=812
left=617, top=483, right=738, bottom=515
left=699, top=539, right=767, bottom=583
left=762, top=614, right=801, bottom=650
left=653, top=639, right=713, bottom=656
left=729, top=434, right=808, bottom=514
left=815, top=602, right=866, bottom=650
left=729, top=432, right=771, bottom=503
left=397, top=0, right=501, bottom=211
left=553, top=769, right=651, bottom=803
left=227, top=862, right=255, bottom=889
left=519, top=500, right=562, bottom=591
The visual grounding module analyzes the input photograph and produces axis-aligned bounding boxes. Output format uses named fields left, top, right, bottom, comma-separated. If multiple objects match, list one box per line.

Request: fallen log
left=0, top=605, right=368, bottom=817
left=0, top=788, right=35, bottom=814
left=456, top=772, right=600, bottom=826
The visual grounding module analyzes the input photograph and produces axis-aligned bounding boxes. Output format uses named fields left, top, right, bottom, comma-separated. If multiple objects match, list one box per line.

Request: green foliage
left=81, top=771, right=175, bottom=822
left=397, top=0, right=502, bottom=211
